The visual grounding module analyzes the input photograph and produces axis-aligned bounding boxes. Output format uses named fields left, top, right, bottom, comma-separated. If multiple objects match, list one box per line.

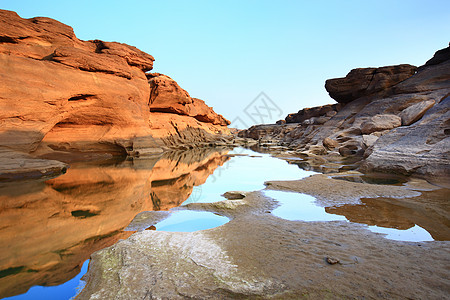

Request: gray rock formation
left=239, top=45, right=450, bottom=182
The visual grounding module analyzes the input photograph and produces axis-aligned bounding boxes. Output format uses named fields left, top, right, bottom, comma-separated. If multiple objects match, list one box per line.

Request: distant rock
left=285, top=104, right=342, bottom=123
left=419, top=42, right=450, bottom=69
left=147, top=73, right=230, bottom=126
left=239, top=44, right=450, bottom=181
left=325, top=64, right=417, bottom=103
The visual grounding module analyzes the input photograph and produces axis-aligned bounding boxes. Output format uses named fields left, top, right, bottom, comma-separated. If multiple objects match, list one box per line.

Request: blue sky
left=1, top=0, right=449, bottom=127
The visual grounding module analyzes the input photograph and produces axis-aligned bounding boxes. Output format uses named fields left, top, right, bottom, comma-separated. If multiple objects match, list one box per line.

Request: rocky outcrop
left=325, top=64, right=417, bottom=103
left=285, top=103, right=342, bottom=124
left=361, top=96, right=449, bottom=179
left=239, top=45, right=450, bottom=182
left=147, top=73, right=230, bottom=126
left=0, top=9, right=230, bottom=178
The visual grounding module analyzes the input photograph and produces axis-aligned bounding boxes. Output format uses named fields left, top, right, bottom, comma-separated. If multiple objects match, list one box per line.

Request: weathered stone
left=361, top=96, right=450, bottom=182
left=323, top=137, right=339, bottom=150
left=148, top=73, right=230, bottom=126
left=325, top=65, right=417, bottom=103
left=0, top=148, right=67, bottom=181
left=362, top=134, right=379, bottom=148
left=285, top=104, right=341, bottom=123
left=400, top=100, right=435, bottom=125
left=0, top=9, right=230, bottom=176
left=419, top=42, right=450, bottom=69
left=308, top=145, right=328, bottom=155
left=360, top=114, right=402, bottom=134
left=222, top=191, right=246, bottom=200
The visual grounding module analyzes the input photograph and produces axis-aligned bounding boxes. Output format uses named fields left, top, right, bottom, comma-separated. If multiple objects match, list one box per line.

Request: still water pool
left=0, top=147, right=446, bottom=299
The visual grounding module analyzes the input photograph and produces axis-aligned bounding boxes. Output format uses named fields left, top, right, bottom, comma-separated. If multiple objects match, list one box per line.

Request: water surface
left=1, top=147, right=448, bottom=299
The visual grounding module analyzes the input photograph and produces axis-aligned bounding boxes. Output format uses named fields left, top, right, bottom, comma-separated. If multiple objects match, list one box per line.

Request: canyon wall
left=0, top=10, right=230, bottom=178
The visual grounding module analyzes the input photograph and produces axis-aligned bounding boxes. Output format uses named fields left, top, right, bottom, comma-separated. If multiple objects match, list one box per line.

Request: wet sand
left=77, top=173, right=450, bottom=299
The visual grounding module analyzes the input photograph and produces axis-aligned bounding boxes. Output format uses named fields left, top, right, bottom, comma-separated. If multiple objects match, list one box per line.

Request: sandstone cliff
left=239, top=44, right=450, bottom=184
left=0, top=10, right=230, bottom=179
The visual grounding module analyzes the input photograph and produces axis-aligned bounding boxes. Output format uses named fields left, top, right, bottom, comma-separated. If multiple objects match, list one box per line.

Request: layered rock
left=0, top=9, right=230, bottom=179
left=324, top=64, right=417, bottom=103
left=147, top=73, right=229, bottom=126
left=285, top=103, right=342, bottom=124
left=239, top=44, right=450, bottom=182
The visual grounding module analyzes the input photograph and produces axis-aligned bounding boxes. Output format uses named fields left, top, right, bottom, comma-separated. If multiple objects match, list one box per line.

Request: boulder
left=323, top=137, right=339, bottom=150
left=360, top=114, right=402, bottom=134
left=361, top=96, right=450, bottom=182
left=362, top=134, right=379, bottom=148
left=325, top=64, right=417, bottom=103
left=400, top=100, right=435, bottom=126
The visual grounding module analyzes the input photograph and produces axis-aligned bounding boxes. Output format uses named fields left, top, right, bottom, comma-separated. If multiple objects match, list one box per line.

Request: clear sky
left=1, top=0, right=449, bottom=128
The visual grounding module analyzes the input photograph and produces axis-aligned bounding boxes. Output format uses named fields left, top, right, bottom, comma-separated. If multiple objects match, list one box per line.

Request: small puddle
left=182, top=148, right=315, bottom=205
left=266, top=190, right=434, bottom=242
left=268, top=190, right=346, bottom=222
left=152, top=211, right=229, bottom=232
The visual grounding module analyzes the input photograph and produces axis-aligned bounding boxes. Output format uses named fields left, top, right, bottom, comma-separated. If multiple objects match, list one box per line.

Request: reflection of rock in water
left=0, top=147, right=229, bottom=298
left=325, top=189, right=450, bottom=241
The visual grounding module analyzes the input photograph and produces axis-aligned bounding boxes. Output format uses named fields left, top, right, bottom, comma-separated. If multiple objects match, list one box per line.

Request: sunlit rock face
left=0, top=148, right=229, bottom=298
left=0, top=9, right=230, bottom=171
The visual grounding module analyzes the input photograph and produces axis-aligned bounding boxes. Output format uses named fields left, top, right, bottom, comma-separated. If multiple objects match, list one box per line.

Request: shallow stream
left=1, top=147, right=448, bottom=299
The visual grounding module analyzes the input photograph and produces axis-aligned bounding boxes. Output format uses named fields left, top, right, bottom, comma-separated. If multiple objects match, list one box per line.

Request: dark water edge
left=1, top=147, right=448, bottom=299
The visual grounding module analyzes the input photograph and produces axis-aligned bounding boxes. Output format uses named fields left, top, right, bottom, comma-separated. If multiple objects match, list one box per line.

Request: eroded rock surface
left=148, top=73, right=230, bottom=126
left=0, top=9, right=230, bottom=177
left=325, top=64, right=417, bottom=103
left=239, top=44, right=450, bottom=181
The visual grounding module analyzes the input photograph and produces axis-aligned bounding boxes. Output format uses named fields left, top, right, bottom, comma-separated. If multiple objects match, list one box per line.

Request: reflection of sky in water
left=155, top=211, right=229, bottom=232
left=183, top=148, right=315, bottom=205
left=368, top=225, right=433, bottom=242
left=4, top=260, right=88, bottom=300
left=267, top=190, right=347, bottom=222
left=267, top=190, right=434, bottom=242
